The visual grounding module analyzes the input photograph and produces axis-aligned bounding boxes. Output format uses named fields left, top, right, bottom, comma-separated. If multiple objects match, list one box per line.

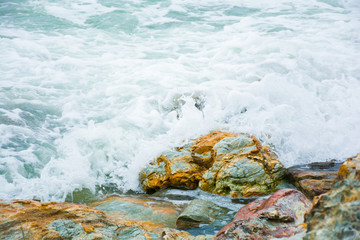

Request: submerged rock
left=176, top=199, right=228, bottom=229
left=304, top=154, right=360, bottom=240
left=90, top=195, right=182, bottom=228
left=140, top=131, right=285, bottom=197
left=0, top=199, right=200, bottom=240
left=216, top=189, right=312, bottom=240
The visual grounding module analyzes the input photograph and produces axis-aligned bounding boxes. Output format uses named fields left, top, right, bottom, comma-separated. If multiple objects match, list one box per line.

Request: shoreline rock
left=140, top=131, right=286, bottom=197
left=216, top=189, right=312, bottom=239
left=176, top=199, right=228, bottom=229
left=304, top=153, right=360, bottom=240
left=285, top=162, right=339, bottom=199
left=90, top=195, right=182, bottom=228
left=0, top=199, right=213, bottom=240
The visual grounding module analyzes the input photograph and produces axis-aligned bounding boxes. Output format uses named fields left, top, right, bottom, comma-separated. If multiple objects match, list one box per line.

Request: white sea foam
left=0, top=0, right=359, bottom=201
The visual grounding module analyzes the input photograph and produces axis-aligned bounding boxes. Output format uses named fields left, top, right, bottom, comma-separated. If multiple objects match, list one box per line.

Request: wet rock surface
left=90, top=195, right=182, bottom=228
left=176, top=199, right=229, bottom=229
left=304, top=154, right=360, bottom=240
left=285, top=161, right=341, bottom=199
left=199, top=135, right=285, bottom=197
left=0, top=199, right=207, bottom=240
left=140, top=131, right=285, bottom=197
left=336, top=153, right=360, bottom=182
left=140, top=131, right=234, bottom=193
left=216, top=189, right=312, bottom=240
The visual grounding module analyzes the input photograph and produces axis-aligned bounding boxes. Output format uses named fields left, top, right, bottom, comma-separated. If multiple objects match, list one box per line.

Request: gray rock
left=176, top=199, right=228, bottom=229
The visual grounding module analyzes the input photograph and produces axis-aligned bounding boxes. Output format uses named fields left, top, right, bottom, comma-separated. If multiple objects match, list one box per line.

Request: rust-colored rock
left=140, top=131, right=240, bottom=193
left=216, top=189, right=312, bottom=240
left=191, top=131, right=238, bottom=168
left=140, top=131, right=285, bottom=197
left=335, top=153, right=360, bottom=182
left=199, top=134, right=285, bottom=197
left=0, top=199, right=199, bottom=240
left=90, top=195, right=182, bottom=228
left=286, top=169, right=337, bottom=199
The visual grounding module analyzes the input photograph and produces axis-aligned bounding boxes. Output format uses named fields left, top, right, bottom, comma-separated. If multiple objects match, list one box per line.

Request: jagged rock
left=336, top=153, right=360, bottom=182
left=140, top=131, right=235, bottom=193
left=190, top=131, right=237, bottom=168
left=304, top=154, right=360, bottom=240
left=0, top=199, right=200, bottom=240
left=199, top=134, right=285, bottom=197
left=216, top=189, right=312, bottom=240
left=140, top=131, right=285, bottom=197
left=90, top=196, right=182, bottom=228
left=176, top=199, right=228, bottom=229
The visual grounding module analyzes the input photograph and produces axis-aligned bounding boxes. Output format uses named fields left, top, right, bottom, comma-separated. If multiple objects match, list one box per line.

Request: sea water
left=0, top=0, right=359, bottom=202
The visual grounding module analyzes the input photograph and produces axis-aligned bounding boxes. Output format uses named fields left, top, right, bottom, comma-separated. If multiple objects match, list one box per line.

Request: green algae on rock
left=140, top=131, right=286, bottom=197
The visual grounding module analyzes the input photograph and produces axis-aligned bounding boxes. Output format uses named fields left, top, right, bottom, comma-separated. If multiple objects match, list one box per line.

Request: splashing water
left=0, top=0, right=359, bottom=201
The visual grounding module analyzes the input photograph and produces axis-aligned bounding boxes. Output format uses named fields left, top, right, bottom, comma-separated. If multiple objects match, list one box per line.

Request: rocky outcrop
left=216, top=189, right=312, bottom=240
left=140, top=131, right=285, bottom=197
left=176, top=199, right=228, bottom=229
left=0, top=199, right=209, bottom=240
left=304, top=154, right=360, bottom=240
left=139, top=131, right=234, bottom=193
left=199, top=135, right=285, bottom=197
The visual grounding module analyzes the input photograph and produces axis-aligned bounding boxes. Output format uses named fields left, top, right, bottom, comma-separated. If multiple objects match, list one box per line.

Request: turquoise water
left=0, top=0, right=360, bottom=201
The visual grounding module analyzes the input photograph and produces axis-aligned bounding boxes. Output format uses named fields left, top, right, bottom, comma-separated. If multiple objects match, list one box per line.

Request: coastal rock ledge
left=140, top=131, right=285, bottom=197
left=0, top=199, right=212, bottom=240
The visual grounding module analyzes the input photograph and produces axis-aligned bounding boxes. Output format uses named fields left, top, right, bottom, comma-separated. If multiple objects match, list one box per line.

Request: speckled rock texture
left=0, top=199, right=209, bottom=240
left=216, top=189, right=312, bottom=240
left=304, top=154, right=360, bottom=240
left=140, top=131, right=285, bottom=197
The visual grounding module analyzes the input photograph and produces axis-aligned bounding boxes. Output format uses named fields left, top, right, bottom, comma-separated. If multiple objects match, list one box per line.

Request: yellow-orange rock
left=90, top=195, right=182, bottom=228
left=140, top=131, right=285, bottom=197
left=199, top=134, right=285, bottom=197
left=191, top=131, right=238, bottom=168
left=0, top=199, right=202, bottom=240
left=335, top=153, right=360, bottom=182
left=140, top=131, right=236, bottom=193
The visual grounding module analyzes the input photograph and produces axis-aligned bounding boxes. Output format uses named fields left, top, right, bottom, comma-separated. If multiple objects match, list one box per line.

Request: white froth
left=0, top=0, right=359, bottom=201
